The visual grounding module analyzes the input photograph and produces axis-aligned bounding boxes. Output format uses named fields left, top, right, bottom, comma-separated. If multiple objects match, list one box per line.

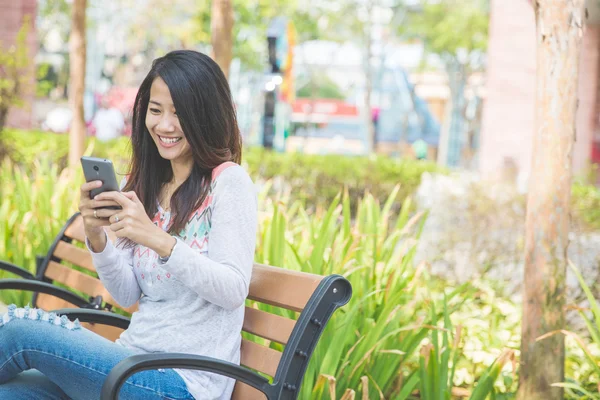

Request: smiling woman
left=0, top=50, right=256, bottom=400
left=121, top=50, right=243, bottom=243
left=147, top=79, right=191, bottom=160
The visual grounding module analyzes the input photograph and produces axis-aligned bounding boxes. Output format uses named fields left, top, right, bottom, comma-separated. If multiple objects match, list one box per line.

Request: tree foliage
left=124, top=0, right=321, bottom=71
left=0, top=18, right=30, bottom=134
left=400, top=0, right=489, bottom=66
left=296, top=74, right=346, bottom=100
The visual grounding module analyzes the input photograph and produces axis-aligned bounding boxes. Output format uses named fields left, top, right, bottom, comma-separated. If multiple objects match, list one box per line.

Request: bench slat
left=36, top=293, right=82, bottom=311
left=240, top=338, right=281, bottom=377
left=63, top=216, right=86, bottom=243
left=243, top=306, right=295, bottom=345
left=45, top=261, right=115, bottom=303
left=232, top=382, right=267, bottom=400
left=249, top=264, right=322, bottom=312
left=53, top=241, right=95, bottom=273
left=45, top=261, right=137, bottom=313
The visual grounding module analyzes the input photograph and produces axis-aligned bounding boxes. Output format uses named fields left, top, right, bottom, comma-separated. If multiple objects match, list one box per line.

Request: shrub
left=5, top=129, right=445, bottom=212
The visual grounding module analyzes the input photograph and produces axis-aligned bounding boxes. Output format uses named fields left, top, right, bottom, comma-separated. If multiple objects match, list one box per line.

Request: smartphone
left=80, top=156, right=122, bottom=209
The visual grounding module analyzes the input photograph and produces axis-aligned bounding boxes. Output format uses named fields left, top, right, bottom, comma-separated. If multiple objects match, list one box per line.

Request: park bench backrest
left=36, top=213, right=352, bottom=399
left=32, top=213, right=132, bottom=339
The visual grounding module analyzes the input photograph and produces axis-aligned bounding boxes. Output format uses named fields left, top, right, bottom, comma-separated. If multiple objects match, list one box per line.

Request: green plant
left=2, top=136, right=535, bottom=399
left=572, top=183, right=600, bottom=232
left=0, top=158, right=82, bottom=305
left=0, top=137, right=128, bottom=305
left=417, top=295, right=516, bottom=400
left=245, top=146, right=443, bottom=213
left=253, top=182, right=520, bottom=399
left=254, top=184, right=432, bottom=398
left=418, top=298, right=464, bottom=400
left=35, top=62, right=58, bottom=98
left=5, top=129, right=445, bottom=213
left=468, top=350, right=516, bottom=400
left=449, top=279, right=520, bottom=397
left=541, top=262, right=600, bottom=399
left=2, top=129, right=131, bottom=170
left=296, top=73, right=347, bottom=100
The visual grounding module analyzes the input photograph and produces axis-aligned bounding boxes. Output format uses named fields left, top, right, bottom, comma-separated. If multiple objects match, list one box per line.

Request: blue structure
left=375, top=67, right=440, bottom=150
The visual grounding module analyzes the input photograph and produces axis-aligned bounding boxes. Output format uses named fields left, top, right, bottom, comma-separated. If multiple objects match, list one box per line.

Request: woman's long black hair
left=122, top=50, right=242, bottom=242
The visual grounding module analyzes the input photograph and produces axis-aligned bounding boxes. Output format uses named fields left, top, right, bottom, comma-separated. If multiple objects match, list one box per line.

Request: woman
left=0, top=50, right=257, bottom=400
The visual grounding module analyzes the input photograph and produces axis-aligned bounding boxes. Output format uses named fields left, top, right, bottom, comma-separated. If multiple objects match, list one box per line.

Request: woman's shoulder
left=211, top=162, right=255, bottom=196
left=213, top=162, right=252, bottom=184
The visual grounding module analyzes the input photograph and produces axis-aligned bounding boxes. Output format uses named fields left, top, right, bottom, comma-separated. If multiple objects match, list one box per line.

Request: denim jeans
left=0, top=305, right=194, bottom=400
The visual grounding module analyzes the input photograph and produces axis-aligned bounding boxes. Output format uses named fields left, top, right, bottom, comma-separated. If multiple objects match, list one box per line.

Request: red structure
left=479, top=0, right=600, bottom=183
left=291, top=99, right=360, bottom=120
left=0, top=0, right=37, bottom=129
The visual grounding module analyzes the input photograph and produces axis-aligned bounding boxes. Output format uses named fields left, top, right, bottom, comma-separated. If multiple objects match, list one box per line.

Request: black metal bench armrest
left=0, top=279, right=90, bottom=308
left=101, top=353, right=272, bottom=400
left=53, top=308, right=131, bottom=330
left=0, top=261, right=35, bottom=280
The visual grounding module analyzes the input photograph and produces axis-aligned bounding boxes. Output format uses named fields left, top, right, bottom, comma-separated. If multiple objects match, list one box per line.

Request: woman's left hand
left=94, top=191, right=176, bottom=257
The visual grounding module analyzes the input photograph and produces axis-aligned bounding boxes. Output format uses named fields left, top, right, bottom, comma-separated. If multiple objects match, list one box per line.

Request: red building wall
left=575, top=25, right=600, bottom=174
left=0, top=0, right=37, bottom=129
left=479, top=0, right=600, bottom=183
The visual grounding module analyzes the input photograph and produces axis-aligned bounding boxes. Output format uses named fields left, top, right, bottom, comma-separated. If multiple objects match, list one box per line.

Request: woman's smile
left=157, top=135, right=183, bottom=148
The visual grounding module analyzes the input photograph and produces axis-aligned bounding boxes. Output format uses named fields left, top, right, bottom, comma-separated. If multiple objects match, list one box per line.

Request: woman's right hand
left=78, top=181, right=121, bottom=252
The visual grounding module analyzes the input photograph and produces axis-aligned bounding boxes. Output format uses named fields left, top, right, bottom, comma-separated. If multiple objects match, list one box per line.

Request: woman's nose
left=157, top=116, right=176, bottom=132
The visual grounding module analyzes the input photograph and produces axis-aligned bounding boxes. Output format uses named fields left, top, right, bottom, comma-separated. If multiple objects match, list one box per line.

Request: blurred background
left=2, top=0, right=599, bottom=184
left=2, top=1, right=600, bottom=398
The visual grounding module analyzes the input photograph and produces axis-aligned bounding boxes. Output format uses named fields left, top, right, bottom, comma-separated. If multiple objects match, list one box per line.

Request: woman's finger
left=82, top=209, right=111, bottom=227
left=121, top=191, right=143, bottom=206
left=95, top=191, right=135, bottom=208
left=85, top=218, right=110, bottom=228
left=90, top=199, right=123, bottom=209
left=80, top=181, right=103, bottom=199
left=93, top=208, right=121, bottom=219
left=109, top=220, right=127, bottom=233
left=108, top=212, right=127, bottom=224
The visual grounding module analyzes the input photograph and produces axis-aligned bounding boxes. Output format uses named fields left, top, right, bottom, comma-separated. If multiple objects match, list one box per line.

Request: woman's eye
left=149, top=108, right=161, bottom=114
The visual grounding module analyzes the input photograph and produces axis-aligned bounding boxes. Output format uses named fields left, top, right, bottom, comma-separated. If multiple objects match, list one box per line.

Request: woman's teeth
left=159, top=136, right=182, bottom=144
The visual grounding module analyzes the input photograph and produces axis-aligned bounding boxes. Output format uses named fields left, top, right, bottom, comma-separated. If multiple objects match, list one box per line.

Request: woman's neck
left=159, top=159, right=192, bottom=211
left=170, top=159, right=192, bottom=187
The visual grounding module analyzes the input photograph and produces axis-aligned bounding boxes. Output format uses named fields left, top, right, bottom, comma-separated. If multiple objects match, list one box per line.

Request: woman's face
left=145, top=77, right=192, bottom=166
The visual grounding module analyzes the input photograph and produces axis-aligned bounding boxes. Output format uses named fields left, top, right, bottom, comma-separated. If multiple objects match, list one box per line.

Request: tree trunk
left=364, top=0, right=375, bottom=154
left=445, top=61, right=466, bottom=167
left=68, top=0, right=87, bottom=168
left=517, top=1, right=585, bottom=400
left=0, top=108, right=8, bottom=134
left=210, top=0, right=234, bottom=79
left=0, top=108, right=9, bottom=160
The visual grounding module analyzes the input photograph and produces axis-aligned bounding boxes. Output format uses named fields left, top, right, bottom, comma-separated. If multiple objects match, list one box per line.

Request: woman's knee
left=0, top=305, right=81, bottom=337
left=0, top=370, right=69, bottom=400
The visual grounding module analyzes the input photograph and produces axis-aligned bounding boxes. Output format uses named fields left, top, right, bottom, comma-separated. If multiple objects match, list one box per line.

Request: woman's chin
left=157, top=149, right=175, bottom=158
left=154, top=142, right=180, bottom=160
left=157, top=148, right=192, bottom=165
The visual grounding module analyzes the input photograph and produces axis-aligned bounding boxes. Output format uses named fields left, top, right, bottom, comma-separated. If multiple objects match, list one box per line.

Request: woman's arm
left=87, top=233, right=142, bottom=308
left=160, top=166, right=258, bottom=310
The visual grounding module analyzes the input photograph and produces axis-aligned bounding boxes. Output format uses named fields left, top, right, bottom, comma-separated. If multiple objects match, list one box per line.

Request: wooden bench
left=0, top=213, right=352, bottom=399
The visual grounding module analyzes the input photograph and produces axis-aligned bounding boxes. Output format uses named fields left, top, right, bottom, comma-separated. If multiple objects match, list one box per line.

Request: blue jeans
left=0, top=305, right=194, bottom=400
